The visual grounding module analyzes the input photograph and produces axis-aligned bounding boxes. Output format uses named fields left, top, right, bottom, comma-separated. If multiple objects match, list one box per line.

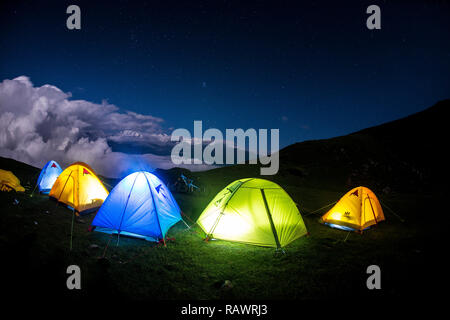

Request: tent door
left=364, top=196, right=378, bottom=225
left=206, top=180, right=244, bottom=239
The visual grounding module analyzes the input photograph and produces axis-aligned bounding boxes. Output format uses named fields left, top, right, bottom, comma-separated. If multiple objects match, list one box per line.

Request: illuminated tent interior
left=197, top=178, right=307, bottom=248
left=320, top=186, right=385, bottom=232
left=0, top=169, right=25, bottom=192
left=36, top=160, right=62, bottom=194
left=49, top=162, right=109, bottom=214
left=91, top=171, right=182, bottom=242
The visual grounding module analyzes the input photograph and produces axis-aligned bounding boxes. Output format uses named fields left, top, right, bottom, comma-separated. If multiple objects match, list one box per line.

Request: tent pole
left=117, top=174, right=140, bottom=233
left=56, top=171, right=74, bottom=209
left=70, top=208, right=75, bottom=251
left=112, top=173, right=140, bottom=248
left=206, top=180, right=246, bottom=240
left=261, top=188, right=282, bottom=249
left=143, top=173, right=167, bottom=246
left=367, top=196, right=378, bottom=224
left=207, top=212, right=223, bottom=240
left=360, top=187, right=363, bottom=227
left=58, top=171, right=73, bottom=200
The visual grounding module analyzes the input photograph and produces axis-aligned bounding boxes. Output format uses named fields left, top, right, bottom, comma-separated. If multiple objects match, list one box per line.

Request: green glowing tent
left=197, top=178, right=307, bottom=248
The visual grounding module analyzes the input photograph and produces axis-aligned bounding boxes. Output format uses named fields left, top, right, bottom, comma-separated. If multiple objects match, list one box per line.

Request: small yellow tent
left=0, top=169, right=25, bottom=192
left=320, top=186, right=385, bottom=232
left=49, top=162, right=109, bottom=214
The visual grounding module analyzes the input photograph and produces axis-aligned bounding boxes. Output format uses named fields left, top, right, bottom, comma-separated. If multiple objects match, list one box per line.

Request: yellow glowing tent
left=197, top=178, right=307, bottom=248
left=320, top=186, right=385, bottom=232
left=0, top=169, right=25, bottom=192
left=49, top=162, right=109, bottom=214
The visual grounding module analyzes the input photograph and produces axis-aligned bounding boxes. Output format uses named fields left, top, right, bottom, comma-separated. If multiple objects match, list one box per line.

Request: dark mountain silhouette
left=195, top=99, right=449, bottom=194
left=1, top=99, right=448, bottom=195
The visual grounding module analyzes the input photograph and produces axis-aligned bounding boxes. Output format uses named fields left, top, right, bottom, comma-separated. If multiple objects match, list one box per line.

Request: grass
left=0, top=173, right=440, bottom=301
left=2, top=96, right=446, bottom=303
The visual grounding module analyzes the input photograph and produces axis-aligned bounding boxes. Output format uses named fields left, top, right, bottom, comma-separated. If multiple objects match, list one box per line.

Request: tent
left=0, top=169, right=25, bottom=192
left=36, top=160, right=62, bottom=194
left=92, top=171, right=181, bottom=241
left=49, top=162, right=109, bottom=214
left=197, top=178, right=307, bottom=248
left=91, top=171, right=182, bottom=242
left=320, top=186, right=385, bottom=232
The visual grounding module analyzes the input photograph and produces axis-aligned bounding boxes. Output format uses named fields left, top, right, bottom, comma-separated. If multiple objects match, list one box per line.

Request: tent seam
left=143, top=172, right=164, bottom=239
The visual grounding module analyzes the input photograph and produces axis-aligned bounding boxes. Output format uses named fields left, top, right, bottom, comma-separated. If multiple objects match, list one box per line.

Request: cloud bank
left=0, top=76, right=211, bottom=178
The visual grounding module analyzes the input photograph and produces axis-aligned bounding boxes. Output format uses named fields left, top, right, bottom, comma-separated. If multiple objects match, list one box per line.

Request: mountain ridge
left=196, top=99, right=449, bottom=193
left=1, top=99, right=448, bottom=194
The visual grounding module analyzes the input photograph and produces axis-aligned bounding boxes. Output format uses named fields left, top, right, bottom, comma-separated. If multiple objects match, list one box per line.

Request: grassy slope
left=1, top=100, right=448, bottom=302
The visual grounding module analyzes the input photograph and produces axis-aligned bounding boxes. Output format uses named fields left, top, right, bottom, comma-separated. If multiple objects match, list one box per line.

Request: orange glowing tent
left=320, top=186, right=385, bottom=232
left=49, top=162, right=109, bottom=215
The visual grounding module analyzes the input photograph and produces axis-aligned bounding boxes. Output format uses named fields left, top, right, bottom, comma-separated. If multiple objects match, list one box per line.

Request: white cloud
left=0, top=76, right=211, bottom=178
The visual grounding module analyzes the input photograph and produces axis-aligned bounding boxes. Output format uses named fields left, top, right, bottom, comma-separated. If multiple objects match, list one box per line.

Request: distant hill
left=0, top=156, right=39, bottom=188
left=195, top=99, right=449, bottom=194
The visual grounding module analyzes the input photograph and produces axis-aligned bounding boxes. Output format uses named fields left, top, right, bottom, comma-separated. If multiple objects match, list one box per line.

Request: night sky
left=1, top=0, right=449, bottom=148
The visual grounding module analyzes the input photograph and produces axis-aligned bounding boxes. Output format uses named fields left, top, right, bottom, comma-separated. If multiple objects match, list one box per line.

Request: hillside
left=3, top=99, right=446, bottom=196
left=192, top=99, right=449, bottom=195
left=0, top=100, right=447, bottom=303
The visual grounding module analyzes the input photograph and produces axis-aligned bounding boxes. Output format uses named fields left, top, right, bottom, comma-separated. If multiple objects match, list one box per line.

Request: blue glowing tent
left=91, top=171, right=182, bottom=242
left=37, top=160, right=62, bottom=194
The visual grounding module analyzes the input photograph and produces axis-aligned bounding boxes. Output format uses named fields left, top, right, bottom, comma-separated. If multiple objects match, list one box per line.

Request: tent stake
left=261, top=188, right=282, bottom=249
